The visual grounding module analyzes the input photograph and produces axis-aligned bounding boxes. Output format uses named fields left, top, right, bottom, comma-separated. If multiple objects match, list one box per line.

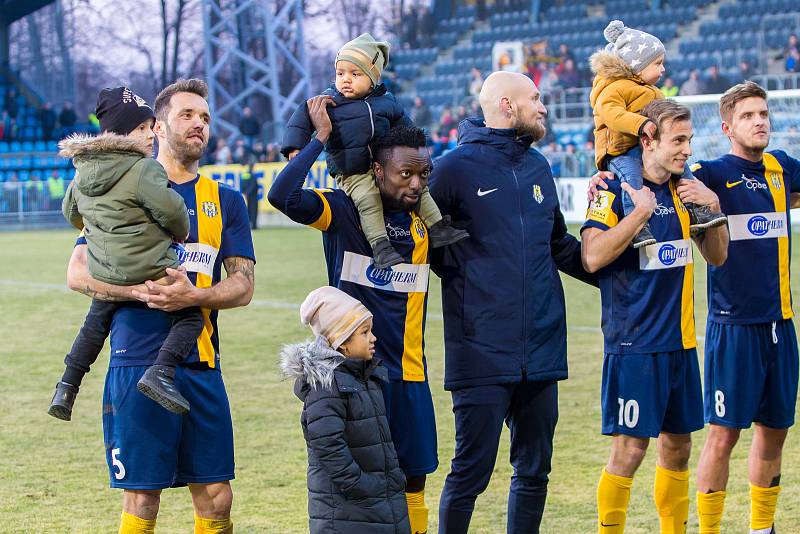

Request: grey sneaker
left=137, top=365, right=189, bottom=414
left=686, top=203, right=727, bottom=235
left=48, top=381, right=79, bottom=421
left=632, top=223, right=657, bottom=249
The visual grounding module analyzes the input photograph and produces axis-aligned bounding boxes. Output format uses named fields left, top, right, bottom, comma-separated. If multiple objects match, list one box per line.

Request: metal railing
left=0, top=181, right=68, bottom=226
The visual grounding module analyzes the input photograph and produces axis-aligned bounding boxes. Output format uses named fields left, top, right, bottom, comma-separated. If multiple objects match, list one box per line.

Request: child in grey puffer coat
left=281, top=286, right=410, bottom=534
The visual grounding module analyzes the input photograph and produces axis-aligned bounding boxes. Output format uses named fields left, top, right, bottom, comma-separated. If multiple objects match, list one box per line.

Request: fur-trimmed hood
left=281, top=336, right=345, bottom=397
left=58, top=132, right=153, bottom=197
left=590, top=50, right=638, bottom=81
left=58, top=132, right=151, bottom=159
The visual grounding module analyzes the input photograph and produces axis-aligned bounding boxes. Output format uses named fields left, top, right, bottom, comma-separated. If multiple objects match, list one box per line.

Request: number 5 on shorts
left=618, top=398, right=640, bottom=428
left=111, top=447, right=126, bottom=480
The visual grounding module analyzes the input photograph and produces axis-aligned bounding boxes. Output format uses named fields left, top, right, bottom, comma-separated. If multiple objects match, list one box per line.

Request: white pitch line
left=0, top=278, right=705, bottom=341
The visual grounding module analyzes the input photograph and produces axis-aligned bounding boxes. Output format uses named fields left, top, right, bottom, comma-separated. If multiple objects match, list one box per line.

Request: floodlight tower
left=201, top=0, right=311, bottom=142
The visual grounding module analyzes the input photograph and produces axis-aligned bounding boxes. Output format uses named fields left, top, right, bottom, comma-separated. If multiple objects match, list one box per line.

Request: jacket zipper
left=363, top=373, right=395, bottom=525
left=364, top=98, right=376, bottom=160
left=510, top=161, right=527, bottom=379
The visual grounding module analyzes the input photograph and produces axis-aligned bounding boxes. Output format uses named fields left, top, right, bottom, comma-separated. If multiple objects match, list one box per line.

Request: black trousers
left=63, top=299, right=204, bottom=384
left=439, top=380, right=559, bottom=534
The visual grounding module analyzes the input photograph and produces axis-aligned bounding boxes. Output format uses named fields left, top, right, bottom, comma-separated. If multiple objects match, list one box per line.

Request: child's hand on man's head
left=641, top=120, right=657, bottom=140
left=288, top=150, right=299, bottom=160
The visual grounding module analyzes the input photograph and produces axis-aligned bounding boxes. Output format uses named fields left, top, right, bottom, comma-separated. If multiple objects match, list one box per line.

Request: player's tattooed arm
left=131, top=257, right=255, bottom=312
left=67, top=244, right=142, bottom=301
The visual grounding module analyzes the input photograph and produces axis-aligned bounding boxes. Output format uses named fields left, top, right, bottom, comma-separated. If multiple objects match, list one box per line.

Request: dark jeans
left=439, top=380, right=559, bottom=534
left=608, top=146, right=695, bottom=216
left=62, top=299, right=204, bottom=386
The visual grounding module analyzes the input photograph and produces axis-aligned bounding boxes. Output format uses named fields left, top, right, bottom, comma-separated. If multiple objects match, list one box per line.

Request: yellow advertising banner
left=199, top=160, right=333, bottom=212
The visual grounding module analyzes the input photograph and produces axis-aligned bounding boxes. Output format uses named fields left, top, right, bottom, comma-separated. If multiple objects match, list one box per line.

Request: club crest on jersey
left=201, top=201, right=218, bottom=218
left=413, top=217, right=426, bottom=239
left=533, top=184, right=544, bottom=204
left=769, top=172, right=782, bottom=190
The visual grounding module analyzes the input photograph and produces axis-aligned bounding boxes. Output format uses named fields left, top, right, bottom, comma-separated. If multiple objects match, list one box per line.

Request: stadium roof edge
left=0, top=0, right=55, bottom=24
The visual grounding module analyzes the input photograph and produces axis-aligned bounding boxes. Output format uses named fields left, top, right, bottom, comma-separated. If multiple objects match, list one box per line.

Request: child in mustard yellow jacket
left=590, top=20, right=726, bottom=247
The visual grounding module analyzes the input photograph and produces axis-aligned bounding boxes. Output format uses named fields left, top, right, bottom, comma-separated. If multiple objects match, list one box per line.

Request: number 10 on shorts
left=618, top=398, right=640, bottom=428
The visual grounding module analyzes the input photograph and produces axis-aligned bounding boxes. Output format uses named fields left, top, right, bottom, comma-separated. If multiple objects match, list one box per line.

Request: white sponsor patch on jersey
left=180, top=242, right=219, bottom=277
left=727, top=212, right=787, bottom=241
left=639, top=238, right=693, bottom=270
left=340, top=251, right=429, bottom=293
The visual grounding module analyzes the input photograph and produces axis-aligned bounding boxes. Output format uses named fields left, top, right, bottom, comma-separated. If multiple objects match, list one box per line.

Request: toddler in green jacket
left=48, top=87, right=203, bottom=421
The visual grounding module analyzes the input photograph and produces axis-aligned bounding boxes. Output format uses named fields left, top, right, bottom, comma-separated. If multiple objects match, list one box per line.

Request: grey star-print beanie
left=603, top=20, right=665, bottom=74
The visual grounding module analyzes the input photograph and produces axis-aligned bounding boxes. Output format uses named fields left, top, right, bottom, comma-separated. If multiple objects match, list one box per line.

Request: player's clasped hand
left=587, top=170, right=616, bottom=202
left=131, top=266, right=198, bottom=312
left=676, top=178, right=720, bottom=210
left=621, top=182, right=657, bottom=217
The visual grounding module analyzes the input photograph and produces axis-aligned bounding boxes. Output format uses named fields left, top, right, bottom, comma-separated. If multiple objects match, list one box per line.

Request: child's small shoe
left=686, top=203, right=727, bottom=236
left=372, top=239, right=404, bottom=269
left=48, top=381, right=79, bottom=421
left=137, top=365, right=190, bottom=414
left=428, top=216, right=470, bottom=248
left=632, top=223, right=657, bottom=249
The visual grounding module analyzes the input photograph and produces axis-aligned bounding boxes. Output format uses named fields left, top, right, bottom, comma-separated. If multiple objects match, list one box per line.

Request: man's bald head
left=479, top=71, right=547, bottom=140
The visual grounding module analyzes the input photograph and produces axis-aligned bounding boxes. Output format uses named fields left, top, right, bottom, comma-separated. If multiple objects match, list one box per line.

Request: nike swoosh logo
left=726, top=180, right=743, bottom=188
left=601, top=522, right=621, bottom=527
left=477, top=188, right=498, bottom=197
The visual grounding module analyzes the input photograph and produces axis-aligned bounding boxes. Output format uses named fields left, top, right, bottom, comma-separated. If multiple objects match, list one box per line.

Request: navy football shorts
left=102, top=365, right=234, bottom=489
left=704, top=319, right=798, bottom=429
left=601, top=349, right=704, bottom=438
left=381, top=379, right=438, bottom=476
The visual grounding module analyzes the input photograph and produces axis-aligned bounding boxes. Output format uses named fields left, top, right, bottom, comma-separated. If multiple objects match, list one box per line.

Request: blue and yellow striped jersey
left=308, top=189, right=429, bottom=382
left=693, top=150, right=800, bottom=324
left=582, top=178, right=696, bottom=354
left=82, top=175, right=255, bottom=368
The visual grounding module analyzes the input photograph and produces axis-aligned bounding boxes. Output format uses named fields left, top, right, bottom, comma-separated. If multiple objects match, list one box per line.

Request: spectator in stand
left=738, top=60, right=755, bottom=82
left=439, top=106, right=455, bottom=131
left=558, top=59, right=581, bottom=89
left=454, top=105, right=467, bottom=124
left=265, top=143, right=281, bottom=162
left=403, top=6, right=419, bottom=49
left=6, top=117, right=17, bottom=140
left=411, top=96, right=433, bottom=129
left=660, top=76, right=678, bottom=97
left=562, top=143, right=579, bottom=176
left=0, top=110, right=7, bottom=140
left=576, top=140, right=595, bottom=176
left=538, top=64, right=560, bottom=95
left=469, top=68, right=484, bottom=99
left=382, top=69, right=399, bottom=95
left=781, top=34, right=800, bottom=73
left=4, top=89, right=19, bottom=119
left=233, top=138, right=249, bottom=164
left=239, top=106, right=261, bottom=147
left=419, top=6, right=435, bottom=48
left=468, top=98, right=483, bottom=120
left=215, top=138, right=232, bottom=164
left=680, top=69, right=705, bottom=96
left=59, top=101, right=78, bottom=132
left=558, top=43, right=574, bottom=65
left=39, top=102, right=57, bottom=141
left=705, top=65, right=731, bottom=94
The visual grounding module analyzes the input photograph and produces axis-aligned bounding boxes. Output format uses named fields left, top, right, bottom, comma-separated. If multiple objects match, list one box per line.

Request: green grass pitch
left=1, top=227, right=798, bottom=533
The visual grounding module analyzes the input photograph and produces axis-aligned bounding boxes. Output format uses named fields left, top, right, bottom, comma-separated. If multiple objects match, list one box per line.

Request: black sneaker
left=48, top=381, right=79, bottom=421
left=686, top=203, right=727, bottom=235
left=372, top=239, right=404, bottom=269
left=137, top=365, right=190, bottom=414
left=632, top=223, right=657, bottom=249
left=428, top=217, right=470, bottom=248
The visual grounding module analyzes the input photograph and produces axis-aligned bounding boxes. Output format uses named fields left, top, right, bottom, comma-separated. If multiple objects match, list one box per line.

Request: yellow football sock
left=194, top=514, right=233, bottom=533
left=653, top=465, right=689, bottom=534
left=750, top=483, right=780, bottom=531
left=696, top=490, right=726, bottom=534
left=406, top=490, right=429, bottom=534
left=597, top=468, right=633, bottom=534
left=119, top=511, right=156, bottom=534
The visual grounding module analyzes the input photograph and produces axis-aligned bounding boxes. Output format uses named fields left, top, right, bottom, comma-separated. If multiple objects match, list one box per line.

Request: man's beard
left=166, top=125, right=206, bottom=164
left=516, top=116, right=546, bottom=143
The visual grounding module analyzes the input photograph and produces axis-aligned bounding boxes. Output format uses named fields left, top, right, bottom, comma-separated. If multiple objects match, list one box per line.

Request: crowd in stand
left=0, top=90, right=84, bottom=143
